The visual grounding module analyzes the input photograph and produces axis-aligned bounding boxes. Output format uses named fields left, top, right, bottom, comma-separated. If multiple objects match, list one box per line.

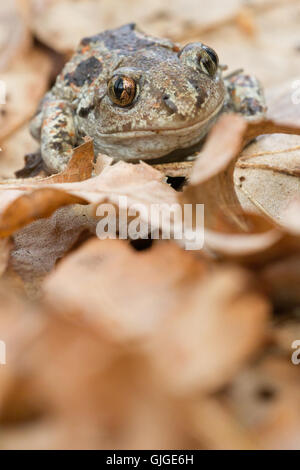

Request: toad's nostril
left=162, top=94, right=178, bottom=114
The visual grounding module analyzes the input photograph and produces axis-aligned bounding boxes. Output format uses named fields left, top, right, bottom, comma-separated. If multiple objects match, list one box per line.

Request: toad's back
left=54, top=23, right=177, bottom=101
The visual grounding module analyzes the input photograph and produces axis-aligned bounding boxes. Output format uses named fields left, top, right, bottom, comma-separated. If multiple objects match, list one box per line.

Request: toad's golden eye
left=108, top=75, right=136, bottom=107
left=178, top=43, right=219, bottom=78
left=198, top=45, right=219, bottom=77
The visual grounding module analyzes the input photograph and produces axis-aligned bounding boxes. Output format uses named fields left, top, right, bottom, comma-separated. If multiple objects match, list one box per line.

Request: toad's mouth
left=97, top=100, right=224, bottom=139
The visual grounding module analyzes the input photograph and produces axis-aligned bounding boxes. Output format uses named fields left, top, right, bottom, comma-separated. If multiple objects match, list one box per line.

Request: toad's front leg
left=224, top=72, right=266, bottom=120
left=41, top=99, right=77, bottom=173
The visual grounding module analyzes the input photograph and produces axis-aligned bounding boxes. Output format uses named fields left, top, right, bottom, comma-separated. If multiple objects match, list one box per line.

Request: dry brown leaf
left=29, top=0, right=247, bottom=54
left=181, top=114, right=300, bottom=228
left=29, top=0, right=295, bottom=55
left=271, top=318, right=300, bottom=355
left=0, top=152, right=177, bottom=296
left=266, top=78, right=300, bottom=126
left=0, top=139, right=95, bottom=237
left=42, top=138, right=94, bottom=183
left=226, top=356, right=300, bottom=449
left=93, top=153, right=113, bottom=175
left=146, top=264, right=270, bottom=394
left=186, top=397, right=258, bottom=450
left=260, top=255, right=300, bottom=307
left=43, top=238, right=269, bottom=395
left=0, top=238, right=11, bottom=277
left=235, top=133, right=300, bottom=227
left=43, top=238, right=207, bottom=341
left=0, top=1, right=31, bottom=71
left=0, top=48, right=52, bottom=141
left=152, top=161, right=194, bottom=178
left=8, top=204, right=97, bottom=298
left=1, top=114, right=300, bottom=265
left=0, top=157, right=176, bottom=239
left=0, top=287, right=197, bottom=449
left=0, top=189, right=87, bottom=238
left=179, top=113, right=300, bottom=260
left=180, top=114, right=248, bottom=232
left=0, top=124, right=38, bottom=179
left=199, top=0, right=300, bottom=88
left=0, top=0, right=299, bottom=452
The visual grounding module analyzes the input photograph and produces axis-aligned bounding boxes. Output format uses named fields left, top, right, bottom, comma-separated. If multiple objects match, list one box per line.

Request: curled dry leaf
left=0, top=155, right=176, bottom=238
left=0, top=159, right=176, bottom=239
left=9, top=204, right=97, bottom=298
left=235, top=80, right=300, bottom=226
left=0, top=139, right=94, bottom=237
left=0, top=189, right=87, bottom=238
left=0, top=140, right=95, bottom=294
left=0, top=48, right=52, bottom=141
left=1, top=113, right=300, bottom=276
left=180, top=113, right=300, bottom=260
left=0, top=148, right=177, bottom=296
left=235, top=133, right=300, bottom=229
left=180, top=113, right=248, bottom=232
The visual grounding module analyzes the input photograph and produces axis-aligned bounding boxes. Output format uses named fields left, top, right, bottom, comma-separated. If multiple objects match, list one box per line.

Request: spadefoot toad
left=29, top=23, right=266, bottom=173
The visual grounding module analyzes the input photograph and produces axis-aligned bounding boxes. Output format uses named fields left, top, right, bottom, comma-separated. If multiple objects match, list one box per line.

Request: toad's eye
left=198, top=45, right=219, bottom=77
left=178, top=43, right=219, bottom=78
left=108, top=75, right=136, bottom=107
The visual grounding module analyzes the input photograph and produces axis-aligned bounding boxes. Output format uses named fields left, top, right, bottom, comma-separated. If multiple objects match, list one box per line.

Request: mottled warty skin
left=30, top=23, right=266, bottom=173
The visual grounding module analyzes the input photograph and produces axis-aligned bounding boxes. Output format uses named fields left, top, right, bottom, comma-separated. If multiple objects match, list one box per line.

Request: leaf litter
left=0, top=0, right=300, bottom=450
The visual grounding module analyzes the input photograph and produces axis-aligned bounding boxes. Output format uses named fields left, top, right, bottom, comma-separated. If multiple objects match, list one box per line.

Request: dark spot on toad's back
left=51, top=141, right=63, bottom=151
left=80, top=23, right=136, bottom=47
left=78, top=105, right=94, bottom=118
left=65, top=57, right=102, bottom=87
left=80, top=36, right=97, bottom=46
left=103, top=24, right=155, bottom=52
left=56, top=130, right=72, bottom=140
left=188, top=77, right=200, bottom=91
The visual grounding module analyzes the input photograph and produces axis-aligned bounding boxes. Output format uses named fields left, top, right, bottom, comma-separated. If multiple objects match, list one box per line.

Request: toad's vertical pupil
left=114, top=77, right=124, bottom=99
left=203, top=46, right=218, bottom=66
